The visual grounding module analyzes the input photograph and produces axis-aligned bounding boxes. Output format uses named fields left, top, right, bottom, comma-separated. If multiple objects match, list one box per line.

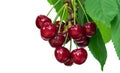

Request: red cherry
left=49, top=34, right=65, bottom=47
left=77, top=38, right=89, bottom=47
left=68, top=24, right=85, bottom=40
left=54, top=21, right=65, bottom=32
left=84, top=22, right=96, bottom=37
left=71, top=48, right=87, bottom=64
left=41, top=23, right=56, bottom=41
left=55, top=47, right=70, bottom=63
left=59, top=32, right=71, bottom=43
left=36, top=15, right=51, bottom=29
left=75, top=36, right=87, bottom=43
left=64, top=57, right=73, bottom=66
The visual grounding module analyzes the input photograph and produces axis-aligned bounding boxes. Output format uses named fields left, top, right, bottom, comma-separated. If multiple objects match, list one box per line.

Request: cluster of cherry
left=36, top=15, right=96, bottom=66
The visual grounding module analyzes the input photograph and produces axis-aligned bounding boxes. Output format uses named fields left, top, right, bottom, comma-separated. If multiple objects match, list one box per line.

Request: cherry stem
left=58, top=4, right=67, bottom=33
left=77, top=0, right=89, bottom=22
left=63, top=33, right=68, bottom=46
left=46, top=0, right=61, bottom=16
left=70, top=39, right=72, bottom=51
left=71, top=0, right=76, bottom=24
left=74, top=41, right=78, bottom=49
left=53, top=4, right=66, bottom=23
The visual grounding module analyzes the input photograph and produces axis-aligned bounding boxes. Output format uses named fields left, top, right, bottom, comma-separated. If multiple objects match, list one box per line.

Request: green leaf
left=76, top=0, right=85, bottom=25
left=111, top=0, right=120, bottom=59
left=47, top=0, right=53, bottom=5
left=93, top=19, right=111, bottom=43
left=88, top=29, right=107, bottom=71
left=85, top=0, right=119, bottom=27
left=52, top=0, right=64, bottom=12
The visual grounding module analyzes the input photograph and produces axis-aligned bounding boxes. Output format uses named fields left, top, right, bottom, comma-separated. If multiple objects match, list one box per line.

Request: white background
left=0, top=0, right=120, bottom=73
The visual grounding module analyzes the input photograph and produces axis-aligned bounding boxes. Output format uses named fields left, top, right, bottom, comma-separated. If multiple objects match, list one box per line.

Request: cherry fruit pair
left=68, top=22, right=96, bottom=48
left=55, top=46, right=87, bottom=66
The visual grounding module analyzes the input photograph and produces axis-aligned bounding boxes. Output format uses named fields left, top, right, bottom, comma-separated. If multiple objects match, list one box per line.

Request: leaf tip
left=101, top=66, right=104, bottom=71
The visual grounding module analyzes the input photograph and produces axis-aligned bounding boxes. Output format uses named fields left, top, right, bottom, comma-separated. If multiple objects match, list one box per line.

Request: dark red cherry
left=68, top=24, right=85, bottom=40
left=77, top=38, right=89, bottom=47
left=71, top=48, right=87, bottom=64
left=41, top=23, right=56, bottom=41
left=59, top=32, right=71, bottom=43
left=49, top=34, right=65, bottom=47
left=75, top=36, right=87, bottom=43
left=36, top=15, right=51, bottom=29
left=54, top=21, right=65, bottom=32
left=64, top=57, right=73, bottom=66
left=55, top=47, right=70, bottom=63
left=84, top=22, right=96, bottom=37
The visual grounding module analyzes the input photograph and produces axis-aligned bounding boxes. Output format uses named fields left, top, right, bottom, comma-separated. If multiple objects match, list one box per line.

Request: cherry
left=49, top=34, right=65, bottom=47
left=41, top=23, right=56, bottom=41
left=77, top=38, right=89, bottom=47
left=71, top=48, right=87, bottom=64
left=59, top=32, right=71, bottom=43
left=55, top=47, right=70, bottom=63
left=75, top=36, right=87, bottom=43
left=64, top=56, right=73, bottom=66
left=54, top=21, right=65, bottom=32
left=36, top=15, right=52, bottom=29
left=84, top=22, right=96, bottom=37
left=68, top=24, right=85, bottom=40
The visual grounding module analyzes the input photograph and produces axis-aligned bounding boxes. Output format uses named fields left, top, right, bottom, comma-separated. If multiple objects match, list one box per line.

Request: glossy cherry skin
left=55, top=47, right=70, bottom=63
left=49, top=34, right=65, bottom=47
left=54, top=21, right=65, bottom=32
left=75, top=36, right=89, bottom=47
left=64, top=57, right=73, bottom=66
left=41, top=23, right=56, bottom=41
left=75, top=36, right=87, bottom=43
left=68, top=24, right=85, bottom=40
left=71, top=48, right=87, bottom=64
left=77, top=38, right=89, bottom=47
left=36, top=15, right=51, bottom=29
left=59, top=32, right=71, bottom=43
left=84, top=22, right=96, bottom=37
